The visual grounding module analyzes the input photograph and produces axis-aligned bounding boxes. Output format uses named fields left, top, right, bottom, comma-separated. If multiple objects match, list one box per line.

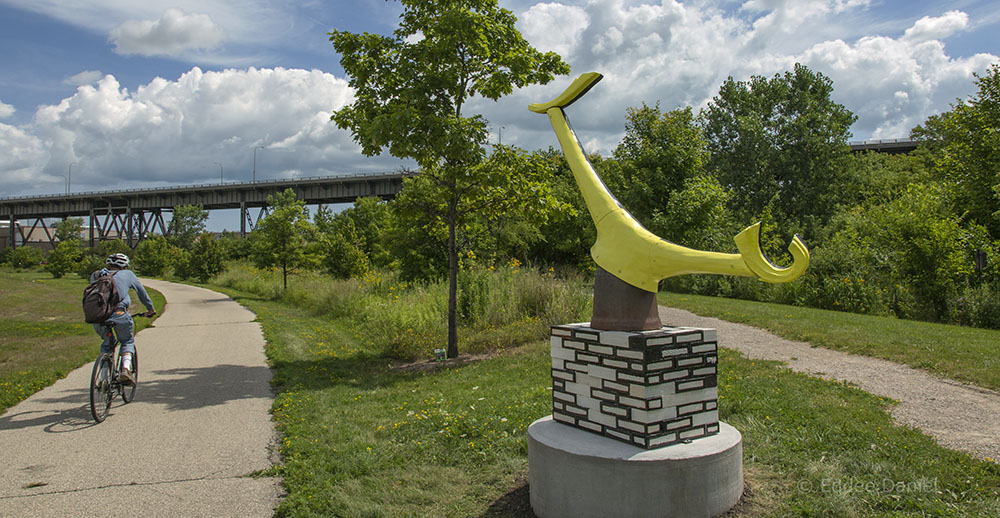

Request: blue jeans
left=93, top=310, right=135, bottom=357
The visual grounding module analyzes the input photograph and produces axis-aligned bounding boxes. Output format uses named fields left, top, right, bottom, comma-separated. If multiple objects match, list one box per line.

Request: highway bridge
left=1, top=171, right=411, bottom=249
left=848, top=138, right=919, bottom=154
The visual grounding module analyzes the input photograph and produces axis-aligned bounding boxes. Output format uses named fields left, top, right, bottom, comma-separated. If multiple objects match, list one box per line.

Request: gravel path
left=659, top=306, right=1000, bottom=463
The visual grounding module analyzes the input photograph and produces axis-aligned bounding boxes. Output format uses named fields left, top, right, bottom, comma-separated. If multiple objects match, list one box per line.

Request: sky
left=1, top=0, right=998, bottom=207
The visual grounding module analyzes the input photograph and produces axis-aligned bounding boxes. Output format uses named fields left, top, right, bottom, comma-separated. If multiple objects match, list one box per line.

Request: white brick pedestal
left=529, top=323, right=744, bottom=518
left=550, top=323, right=720, bottom=449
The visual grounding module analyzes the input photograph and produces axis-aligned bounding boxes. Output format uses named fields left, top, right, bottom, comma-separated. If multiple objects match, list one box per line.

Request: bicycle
left=89, top=312, right=150, bottom=423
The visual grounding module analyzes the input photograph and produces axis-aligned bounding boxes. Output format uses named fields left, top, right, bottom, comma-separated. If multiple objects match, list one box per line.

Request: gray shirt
left=90, top=268, right=155, bottom=312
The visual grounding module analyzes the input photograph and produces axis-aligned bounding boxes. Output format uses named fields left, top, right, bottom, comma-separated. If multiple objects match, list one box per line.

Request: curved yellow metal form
left=530, top=72, right=809, bottom=292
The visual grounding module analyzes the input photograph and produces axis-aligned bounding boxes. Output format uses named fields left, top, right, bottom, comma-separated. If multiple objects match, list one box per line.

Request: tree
left=54, top=217, right=84, bottom=243
left=913, top=63, right=1000, bottom=238
left=46, top=239, right=83, bottom=278
left=330, top=0, right=569, bottom=358
left=318, top=219, right=369, bottom=279
left=701, top=64, right=857, bottom=237
left=251, top=189, right=315, bottom=290
left=187, top=233, right=226, bottom=283
left=608, top=104, right=732, bottom=248
left=218, top=231, right=253, bottom=260
left=3, top=247, right=45, bottom=269
left=134, top=235, right=180, bottom=276
left=168, top=205, right=208, bottom=250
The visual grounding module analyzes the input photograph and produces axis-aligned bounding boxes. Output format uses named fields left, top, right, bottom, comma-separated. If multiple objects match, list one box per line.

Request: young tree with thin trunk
left=330, top=0, right=569, bottom=358
left=250, top=189, right=315, bottom=290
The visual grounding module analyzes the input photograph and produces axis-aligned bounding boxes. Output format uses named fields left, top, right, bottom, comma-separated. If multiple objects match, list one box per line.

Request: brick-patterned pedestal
left=550, top=323, right=720, bottom=449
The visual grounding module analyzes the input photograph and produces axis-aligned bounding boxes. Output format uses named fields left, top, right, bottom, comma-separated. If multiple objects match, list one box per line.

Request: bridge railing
left=0, top=170, right=414, bottom=202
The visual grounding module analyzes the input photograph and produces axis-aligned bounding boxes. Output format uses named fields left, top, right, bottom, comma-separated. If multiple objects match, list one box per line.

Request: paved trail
left=0, top=280, right=281, bottom=517
left=660, top=306, right=1000, bottom=463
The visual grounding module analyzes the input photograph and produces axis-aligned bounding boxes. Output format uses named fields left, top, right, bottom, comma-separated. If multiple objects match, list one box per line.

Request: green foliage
left=2, top=246, right=45, bottom=269
left=213, top=262, right=590, bottom=362
left=75, top=239, right=132, bottom=278
left=330, top=0, right=568, bottom=166
left=803, top=183, right=974, bottom=320
left=526, top=149, right=596, bottom=269
left=186, top=233, right=226, bottom=283
left=913, top=63, right=1000, bottom=236
left=701, top=63, right=856, bottom=236
left=168, top=204, right=208, bottom=250
left=45, top=239, right=83, bottom=278
left=950, top=284, right=1000, bottom=330
left=250, top=189, right=316, bottom=290
left=54, top=217, right=84, bottom=243
left=610, top=105, right=709, bottom=225
left=331, top=0, right=569, bottom=358
left=318, top=218, right=369, bottom=279
left=218, top=231, right=252, bottom=261
left=134, top=235, right=179, bottom=276
left=340, top=197, right=394, bottom=267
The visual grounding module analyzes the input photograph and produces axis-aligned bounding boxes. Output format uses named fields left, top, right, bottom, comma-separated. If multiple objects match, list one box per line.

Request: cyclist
left=90, top=253, right=156, bottom=384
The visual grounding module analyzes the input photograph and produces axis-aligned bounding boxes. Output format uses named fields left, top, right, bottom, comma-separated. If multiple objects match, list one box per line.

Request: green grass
left=212, top=263, right=591, bottom=361
left=209, top=279, right=1000, bottom=517
left=0, top=268, right=165, bottom=414
left=659, top=291, right=1000, bottom=392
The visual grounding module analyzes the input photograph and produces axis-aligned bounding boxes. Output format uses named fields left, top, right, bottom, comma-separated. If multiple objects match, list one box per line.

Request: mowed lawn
left=0, top=269, right=164, bottom=414
left=659, top=291, right=1000, bottom=392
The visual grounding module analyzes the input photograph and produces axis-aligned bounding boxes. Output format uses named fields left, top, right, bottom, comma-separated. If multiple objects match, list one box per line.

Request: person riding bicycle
left=90, top=253, right=156, bottom=384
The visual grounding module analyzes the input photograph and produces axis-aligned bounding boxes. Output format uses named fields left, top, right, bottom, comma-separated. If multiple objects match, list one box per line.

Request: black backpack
left=83, top=270, right=120, bottom=324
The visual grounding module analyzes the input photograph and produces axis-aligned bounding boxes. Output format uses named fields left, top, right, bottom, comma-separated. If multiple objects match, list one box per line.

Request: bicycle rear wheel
left=89, top=355, right=113, bottom=422
left=121, top=349, right=138, bottom=403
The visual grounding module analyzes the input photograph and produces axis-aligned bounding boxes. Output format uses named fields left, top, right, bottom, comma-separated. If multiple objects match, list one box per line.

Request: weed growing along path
left=659, top=305, right=1000, bottom=463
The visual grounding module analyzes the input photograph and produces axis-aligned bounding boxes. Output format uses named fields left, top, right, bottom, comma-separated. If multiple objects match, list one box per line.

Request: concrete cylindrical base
left=528, top=416, right=743, bottom=518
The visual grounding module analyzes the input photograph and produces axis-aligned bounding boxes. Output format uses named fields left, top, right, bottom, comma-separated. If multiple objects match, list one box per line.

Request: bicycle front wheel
left=122, top=349, right=138, bottom=403
left=89, top=355, right=113, bottom=422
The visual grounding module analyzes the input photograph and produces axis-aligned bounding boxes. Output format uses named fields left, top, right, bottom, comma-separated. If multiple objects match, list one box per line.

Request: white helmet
left=106, top=253, right=130, bottom=269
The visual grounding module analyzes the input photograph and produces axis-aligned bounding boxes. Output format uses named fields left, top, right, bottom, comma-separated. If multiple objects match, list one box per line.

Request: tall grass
left=212, top=261, right=591, bottom=360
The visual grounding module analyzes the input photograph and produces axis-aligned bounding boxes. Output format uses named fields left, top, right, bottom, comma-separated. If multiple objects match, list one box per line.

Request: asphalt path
left=0, top=279, right=281, bottom=517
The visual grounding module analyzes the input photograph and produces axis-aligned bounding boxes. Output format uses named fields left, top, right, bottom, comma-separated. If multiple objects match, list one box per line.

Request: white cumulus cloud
left=501, top=1, right=999, bottom=155
left=0, top=101, right=14, bottom=119
left=63, top=70, right=104, bottom=86
left=0, top=122, right=46, bottom=188
left=0, top=67, right=406, bottom=197
left=903, top=10, right=969, bottom=43
left=109, top=8, right=226, bottom=57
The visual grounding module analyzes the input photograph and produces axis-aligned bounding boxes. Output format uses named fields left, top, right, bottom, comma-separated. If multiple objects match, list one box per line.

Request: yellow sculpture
left=530, top=72, right=809, bottom=293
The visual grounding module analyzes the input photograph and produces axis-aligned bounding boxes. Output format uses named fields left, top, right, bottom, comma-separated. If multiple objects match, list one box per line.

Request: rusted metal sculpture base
left=591, top=267, right=662, bottom=331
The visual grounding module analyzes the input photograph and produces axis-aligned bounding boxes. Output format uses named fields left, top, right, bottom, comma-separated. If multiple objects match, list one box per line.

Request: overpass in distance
left=0, top=171, right=412, bottom=249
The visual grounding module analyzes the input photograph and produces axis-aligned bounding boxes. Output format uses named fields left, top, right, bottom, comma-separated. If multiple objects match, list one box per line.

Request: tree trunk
left=446, top=197, right=459, bottom=359
left=282, top=263, right=288, bottom=291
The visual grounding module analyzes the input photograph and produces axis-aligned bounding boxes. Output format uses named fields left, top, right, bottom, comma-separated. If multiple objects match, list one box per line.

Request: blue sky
left=1, top=0, right=998, bottom=208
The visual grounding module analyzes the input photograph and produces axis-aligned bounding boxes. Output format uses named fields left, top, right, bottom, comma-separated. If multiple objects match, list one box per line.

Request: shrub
left=213, top=262, right=590, bottom=361
left=45, top=239, right=83, bottom=278
left=187, top=233, right=225, bottom=283
left=319, top=233, right=369, bottom=279
left=950, top=285, right=1000, bottom=330
left=218, top=232, right=252, bottom=260
left=4, top=246, right=45, bottom=269
left=134, top=235, right=177, bottom=276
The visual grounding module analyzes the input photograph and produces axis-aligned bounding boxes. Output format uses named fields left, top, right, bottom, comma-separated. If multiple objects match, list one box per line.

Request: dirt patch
left=480, top=480, right=535, bottom=518
left=391, top=346, right=526, bottom=373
